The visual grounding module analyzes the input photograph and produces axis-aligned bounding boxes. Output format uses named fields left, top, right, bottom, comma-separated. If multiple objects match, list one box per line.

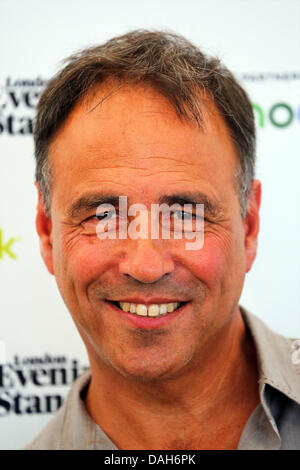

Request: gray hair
left=34, top=29, right=255, bottom=217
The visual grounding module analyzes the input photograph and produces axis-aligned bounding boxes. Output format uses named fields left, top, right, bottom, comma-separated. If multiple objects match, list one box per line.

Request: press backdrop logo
left=0, top=228, right=20, bottom=260
left=0, top=353, right=88, bottom=416
left=0, top=77, right=47, bottom=136
left=253, top=102, right=300, bottom=129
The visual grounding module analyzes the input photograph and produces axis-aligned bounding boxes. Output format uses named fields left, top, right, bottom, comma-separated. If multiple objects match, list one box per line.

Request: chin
left=110, top=352, right=194, bottom=384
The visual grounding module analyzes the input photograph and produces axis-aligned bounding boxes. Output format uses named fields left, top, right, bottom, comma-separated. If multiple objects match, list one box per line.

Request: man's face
left=37, top=83, right=260, bottom=382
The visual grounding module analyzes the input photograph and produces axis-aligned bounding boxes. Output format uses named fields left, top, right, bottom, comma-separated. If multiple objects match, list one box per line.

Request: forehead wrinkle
left=81, top=158, right=198, bottom=174
left=84, top=164, right=150, bottom=171
left=76, top=180, right=125, bottom=186
left=82, top=145, right=196, bottom=171
left=83, top=150, right=202, bottom=167
left=133, top=155, right=199, bottom=165
left=141, top=170, right=192, bottom=178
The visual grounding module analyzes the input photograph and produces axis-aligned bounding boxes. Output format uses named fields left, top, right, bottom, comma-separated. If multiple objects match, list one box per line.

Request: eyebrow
left=68, top=191, right=224, bottom=220
left=158, top=192, right=224, bottom=218
left=68, top=193, right=120, bottom=219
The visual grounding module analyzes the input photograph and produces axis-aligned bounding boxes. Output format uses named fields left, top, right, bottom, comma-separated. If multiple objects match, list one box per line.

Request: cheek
left=52, top=228, right=114, bottom=289
left=67, top=245, right=109, bottom=287
left=190, top=239, right=228, bottom=284
left=184, top=230, right=244, bottom=289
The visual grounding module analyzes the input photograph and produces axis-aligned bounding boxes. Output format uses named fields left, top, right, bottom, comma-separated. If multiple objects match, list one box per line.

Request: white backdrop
left=0, top=0, right=299, bottom=450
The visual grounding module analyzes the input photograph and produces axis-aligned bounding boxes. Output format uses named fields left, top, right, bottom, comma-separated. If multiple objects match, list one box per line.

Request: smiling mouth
left=108, top=301, right=186, bottom=318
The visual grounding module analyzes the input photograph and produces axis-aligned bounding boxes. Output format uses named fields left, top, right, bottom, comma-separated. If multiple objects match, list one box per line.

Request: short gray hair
left=34, top=29, right=256, bottom=217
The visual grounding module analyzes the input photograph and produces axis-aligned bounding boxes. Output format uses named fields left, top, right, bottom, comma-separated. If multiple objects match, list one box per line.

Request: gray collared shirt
left=24, top=308, right=300, bottom=450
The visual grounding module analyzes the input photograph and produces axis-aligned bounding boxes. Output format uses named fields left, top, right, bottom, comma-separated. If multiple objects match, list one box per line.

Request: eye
left=96, top=211, right=116, bottom=221
left=161, top=210, right=204, bottom=233
left=173, top=210, right=195, bottom=220
left=81, top=211, right=117, bottom=235
left=174, top=211, right=203, bottom=232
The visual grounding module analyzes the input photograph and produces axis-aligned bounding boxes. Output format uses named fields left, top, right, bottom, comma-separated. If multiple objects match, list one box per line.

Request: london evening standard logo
left=0, top=353, right=88, bottom=416
left=0, top=77, right=47, bottom=135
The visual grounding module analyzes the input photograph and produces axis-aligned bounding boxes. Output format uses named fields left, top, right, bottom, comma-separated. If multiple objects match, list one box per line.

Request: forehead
left=49, top=82, right=239, bottom=208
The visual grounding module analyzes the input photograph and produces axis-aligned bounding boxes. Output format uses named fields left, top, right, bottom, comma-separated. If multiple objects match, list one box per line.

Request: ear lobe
left=35, top=182, right=54, bottom=275
left=243, top=179, right=262, bottom=273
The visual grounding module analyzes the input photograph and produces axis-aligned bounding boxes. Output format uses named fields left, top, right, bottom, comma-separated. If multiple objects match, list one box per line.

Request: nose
left=118, top=239, right=175, bottom=283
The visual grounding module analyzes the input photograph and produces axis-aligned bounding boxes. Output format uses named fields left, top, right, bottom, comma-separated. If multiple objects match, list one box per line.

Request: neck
left=85, top=308, right=259, bottom=449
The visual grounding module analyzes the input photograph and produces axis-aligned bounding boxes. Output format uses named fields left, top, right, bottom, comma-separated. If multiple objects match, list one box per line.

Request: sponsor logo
left=0, top=353, right=88, bottom=416
left=0, top=228, right=20, bottom=260
left=241, top=72, right=300, bottom=82
left=253, top=102, right=300, bottom=128
left=0, top=77, right=47, bottom=136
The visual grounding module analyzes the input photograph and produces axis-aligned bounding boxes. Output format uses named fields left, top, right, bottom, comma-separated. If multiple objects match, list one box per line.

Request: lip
left=105, top=300, right=190, bottom=330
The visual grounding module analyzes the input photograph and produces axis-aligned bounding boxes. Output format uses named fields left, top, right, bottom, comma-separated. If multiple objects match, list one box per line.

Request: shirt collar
left=240, top=306, right=300, bottom=406
left=60, top=369, right=118, bottom=450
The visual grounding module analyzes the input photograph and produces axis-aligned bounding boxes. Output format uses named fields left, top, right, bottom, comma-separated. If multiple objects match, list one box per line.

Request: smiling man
left=25, top=30, right=300, bottom=450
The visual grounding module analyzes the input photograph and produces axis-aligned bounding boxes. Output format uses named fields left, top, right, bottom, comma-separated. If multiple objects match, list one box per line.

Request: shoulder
left=23, top=401, right=67, bottom=450
left=22, top=369, right=91, bottom=450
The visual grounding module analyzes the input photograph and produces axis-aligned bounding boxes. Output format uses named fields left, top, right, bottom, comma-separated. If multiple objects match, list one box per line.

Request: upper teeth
left=118, top=302, right=181, bottom=317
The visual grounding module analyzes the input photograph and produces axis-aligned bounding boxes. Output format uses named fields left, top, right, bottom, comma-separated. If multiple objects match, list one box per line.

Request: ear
left=243, top=179, right=262, bottom=273
left=35, top=182, right=54, bottom=275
